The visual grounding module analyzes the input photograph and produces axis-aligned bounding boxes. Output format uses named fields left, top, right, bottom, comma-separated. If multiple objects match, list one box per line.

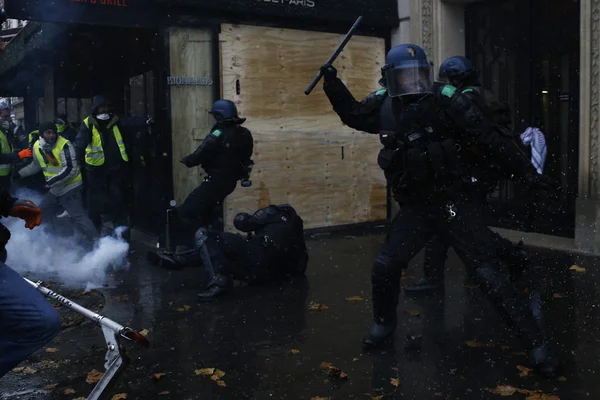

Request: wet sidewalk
left=1, top=232, right=600, bottom=400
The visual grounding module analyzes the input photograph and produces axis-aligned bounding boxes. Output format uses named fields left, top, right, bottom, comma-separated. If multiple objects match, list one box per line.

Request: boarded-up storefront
left=218, top=24, right=387, bottom=230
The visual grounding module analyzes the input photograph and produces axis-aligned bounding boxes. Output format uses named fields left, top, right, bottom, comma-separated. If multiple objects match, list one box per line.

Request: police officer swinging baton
left=304, top=16, right=363, bottom=95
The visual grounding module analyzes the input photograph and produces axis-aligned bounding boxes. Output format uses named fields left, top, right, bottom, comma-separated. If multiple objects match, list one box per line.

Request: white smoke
left=4, top=188, right=130, bottom=291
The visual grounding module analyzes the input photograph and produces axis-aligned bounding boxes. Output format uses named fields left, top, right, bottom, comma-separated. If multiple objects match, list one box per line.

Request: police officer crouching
left=171, top=99, right=254, bottom=252
left=159, top=204, right=308, bottom=300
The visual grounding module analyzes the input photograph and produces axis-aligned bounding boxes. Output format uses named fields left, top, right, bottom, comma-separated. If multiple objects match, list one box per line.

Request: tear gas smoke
left=4, top=188, right=130, bottom=291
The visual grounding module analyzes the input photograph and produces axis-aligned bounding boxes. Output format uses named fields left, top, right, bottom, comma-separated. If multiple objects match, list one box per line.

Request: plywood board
left=169, top=28, right=214, bottom=205
left=220, top=24, right=387, bottom=231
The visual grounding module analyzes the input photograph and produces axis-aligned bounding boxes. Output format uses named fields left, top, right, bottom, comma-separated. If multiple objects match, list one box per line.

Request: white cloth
left=520, top=127, right=547, bottom=174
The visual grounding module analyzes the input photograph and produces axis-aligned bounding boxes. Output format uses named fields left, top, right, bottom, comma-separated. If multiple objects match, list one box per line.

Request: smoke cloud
left=4, top=188, right=130, bottom=291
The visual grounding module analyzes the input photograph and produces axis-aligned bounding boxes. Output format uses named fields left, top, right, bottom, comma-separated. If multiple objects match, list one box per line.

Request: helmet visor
left=385, top=61, right=434, bottom=97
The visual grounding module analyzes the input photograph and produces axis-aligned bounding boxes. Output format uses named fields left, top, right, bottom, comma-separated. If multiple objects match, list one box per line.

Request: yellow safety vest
left=28, top=129, right=39, bottom=147
left=83, top=117, right=129, bottom=166
left=34, top=136, right=82, bottom=186
left=0, top=130, right=13, bottom=176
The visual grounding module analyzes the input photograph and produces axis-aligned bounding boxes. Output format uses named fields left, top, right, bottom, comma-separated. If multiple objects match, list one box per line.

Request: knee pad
left=372, top=253, right=401, bottom=285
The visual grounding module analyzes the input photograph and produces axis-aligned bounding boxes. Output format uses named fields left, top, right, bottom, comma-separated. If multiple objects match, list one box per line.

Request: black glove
left=524, top=172, right=555, bottom=192
left=320, top=64, right=337, bottom=82
left=180, top=155, right=194, bottom=168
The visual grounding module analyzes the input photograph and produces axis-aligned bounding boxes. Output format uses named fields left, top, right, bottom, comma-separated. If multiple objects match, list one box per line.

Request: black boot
left=197, top=274, right=232, bottom=301
left=473, top=264, right=560, bottom=377
left=404, top=276, right=443, bottom=293
left=362, top=321, right=396, bottom=349
left=405, top=239, right=446, bottom=293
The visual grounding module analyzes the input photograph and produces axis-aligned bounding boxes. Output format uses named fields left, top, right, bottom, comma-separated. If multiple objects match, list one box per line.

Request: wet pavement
left=2, top=232, right=600, bottom=399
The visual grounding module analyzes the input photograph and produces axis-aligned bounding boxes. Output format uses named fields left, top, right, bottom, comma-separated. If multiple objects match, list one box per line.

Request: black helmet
left=209, top=99, right=246, bottom=123
left=438, top=56, right=478, bottom=87
left=380, top=44, right=434, bottom=97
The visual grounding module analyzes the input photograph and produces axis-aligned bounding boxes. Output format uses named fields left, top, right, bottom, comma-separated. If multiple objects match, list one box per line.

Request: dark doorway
left=465, top=0, right=580, bottom=238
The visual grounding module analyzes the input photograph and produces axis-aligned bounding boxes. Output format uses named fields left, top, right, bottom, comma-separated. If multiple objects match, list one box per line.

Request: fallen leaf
left=365, top=395, right=384, bottom=400
left=517, top=365, right=532, bottom=377
left=45, top=347, right=58, bottom=353
left=553, top=293, right=567, bottom=299
left=310, top=397, right=330, bottom=400
left=43, top=383, right=58, bottom=390
left=158, top=391, right=170, bottom=395
left=449, top=368, right=457, bottom=375
left=487, top=385, right=519, bottom=396
left=558, top=376, right=567, bottom=382
left=195, top=368, right=215, bottom=376
left=11, top=367, right=24, bottom=373
left=64, top=388, right=76, bottom=395
left=465, top=340, right=495, bottom=348
left=345, top=296, right=364, bottom=301
left=569, top=265, right=586, bottom=273
left=139, top=329, right=149, bottom=337
left=211, top=369, right=226, bottom=380
left=216, top=380, right=227, bottom=387
left=308, top=301, right=329, bottom=311
left=525, top=395, right=560, bottom=400
left=340, top=372, right=349, bottom=380
left=86, top=369, right=104, bottom=384
left=290, top=349, right=300, bottom=354
left=113, top=295, right=129, bottom=302
left=319, top=362, right=335, bottom=369
left=390, top=377, right=400, bottom=388
left=152, top=372, right=166, bottom=380
left=404, top=309, right=421, bottom=317
left=111, top=394, right=127, bottom=400
left=15, top=367, right=37, bottom=375
left=434, top=393, right=444, bottom=397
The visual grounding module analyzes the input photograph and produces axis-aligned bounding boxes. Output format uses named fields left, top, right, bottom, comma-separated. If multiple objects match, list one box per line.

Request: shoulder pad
left=211, top=130, right=222, bottom=137
left=376, top=88, right=387, bottom=96
left=441, top=85, right=457, bottom=98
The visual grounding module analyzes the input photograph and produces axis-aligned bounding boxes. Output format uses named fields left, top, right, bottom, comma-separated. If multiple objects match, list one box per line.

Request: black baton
left=304, top=16, right=364, bottom=95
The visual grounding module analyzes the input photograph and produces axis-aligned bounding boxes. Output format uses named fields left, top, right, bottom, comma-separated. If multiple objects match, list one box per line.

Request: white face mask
left=96, top=113, right=110, bottom=121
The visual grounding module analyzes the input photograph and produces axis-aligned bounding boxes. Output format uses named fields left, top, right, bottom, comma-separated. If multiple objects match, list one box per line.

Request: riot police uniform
left=174, top=100, right=255, bottom=248
left=321, top=44, right=557, bottom=375
left=406, top=56, right=532, bottom=293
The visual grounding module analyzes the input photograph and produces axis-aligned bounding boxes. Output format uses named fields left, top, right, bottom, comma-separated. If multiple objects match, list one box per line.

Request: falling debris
left=176, top=304, right=192, bottom=312
left=290, top=349, right=301, bottom=354
left=139, top=329, right=150, bottom=337
left=553, top=293, right=567, bottom=299
left=308, top=301, right=329, bottom=311
left=345, top=296, right=364, bottom=301
left=43, top=383, right=58, bottom=390
left=404, top=309, right=421, bottom=317
left=45, top=347, right=58, bottom=353
left=111, top=394, right=128, bottom=400
left=64, top=388, right=76, bottom=395
left=517, top=365, right=532, bottom=377
left=569, top=265, right=586, bottom=273
left=86, top=369, right=104, bottom=384
left=390, top=377, right=400, bottom=388
left=152, top=372, right=166, bottom=380
left=465, top=340, right=495, bottom=348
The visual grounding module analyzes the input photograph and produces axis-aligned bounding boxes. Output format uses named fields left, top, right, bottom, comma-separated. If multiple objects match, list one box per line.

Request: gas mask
left=96, top=113, right=111, bottom=121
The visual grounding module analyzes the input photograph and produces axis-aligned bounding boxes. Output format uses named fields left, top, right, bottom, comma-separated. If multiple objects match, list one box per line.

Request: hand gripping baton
left=24, top=278, right=150, bottom=400
left=304, top=16, right=363, bottom=95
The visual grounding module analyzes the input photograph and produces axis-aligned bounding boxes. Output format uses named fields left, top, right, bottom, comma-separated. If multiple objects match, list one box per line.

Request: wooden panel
left=220, top=24, right=387, bottom=231
left=169, top=28, right=214, bottom=204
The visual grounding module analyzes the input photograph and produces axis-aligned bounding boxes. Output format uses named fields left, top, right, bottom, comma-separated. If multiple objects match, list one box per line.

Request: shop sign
left=167, top=76, right=213, bottom=86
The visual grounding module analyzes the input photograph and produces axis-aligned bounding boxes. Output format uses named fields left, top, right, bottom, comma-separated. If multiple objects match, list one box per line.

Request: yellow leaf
left=345, top=296, right=364, bottom=301
left=43, top=383, right=58, bottom=390
left=211, top=369, right=226, bottom=380
left=404, top=309, right=421, bottom=317
left=487, top=385, right=519, bottom=396
left=449, top=368, right=457, bottom=374
left=390, top=377, right=400, bottom=388
left=290, top=349, right=300, bottom=354
left=152, top=372, right=166, bottom=380
left=21, top=367, right=37, bottom=375
left=525, top=395, right=560, bottom=400
left=158, top=391, right=170, bottom=395
left=86, top=369, right=104, bottom=384
left=111, top=394, right=127, bottom=400
left=64, top=388, right=76, bottom=395
left=195, top=368, right=215, bottom=376
left=340, top=372, right=349, bottom=380
left=45, top=347, right=58, bottom=353
left=139, top=329, right=149, bottom=337
left=517, top=365, right=532, bottom=377
left=569, top=265, right=586, bottom=273
left=216, top=379, right=227, bottom=387
left=558, top=376, right=567, bottom=382
left=308, top=301, right=329, bottom=311
left=319, top=362, right=334, bottom=369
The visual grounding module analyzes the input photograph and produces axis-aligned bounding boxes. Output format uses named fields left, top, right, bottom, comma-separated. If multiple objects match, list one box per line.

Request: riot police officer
left=405, top=56, right=532, bottom=293
left=321, top=44, right=557, bottom=376
left=173, top=100, right=255, bottom=251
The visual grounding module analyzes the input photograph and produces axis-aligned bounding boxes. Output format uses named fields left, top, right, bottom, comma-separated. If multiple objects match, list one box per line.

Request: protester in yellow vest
left=0, top=108, right=32, bottom=189
left=17, top=122, right=97, bottom=244
left=73, top=95, right=152, bottom=242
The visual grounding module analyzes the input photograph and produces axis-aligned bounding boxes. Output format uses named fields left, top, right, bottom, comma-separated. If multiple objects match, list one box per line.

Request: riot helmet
left=209, top=99, right=246, bottom=124
left=438, top=56, right=477, bottom=87
left=381, top=44, right=434, bottom=97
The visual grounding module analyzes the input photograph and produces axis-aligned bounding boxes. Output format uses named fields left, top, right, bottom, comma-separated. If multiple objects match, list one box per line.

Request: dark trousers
left=372, top=196, right=544, bottom=349
left=85, top=165, right=130, bottom=237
